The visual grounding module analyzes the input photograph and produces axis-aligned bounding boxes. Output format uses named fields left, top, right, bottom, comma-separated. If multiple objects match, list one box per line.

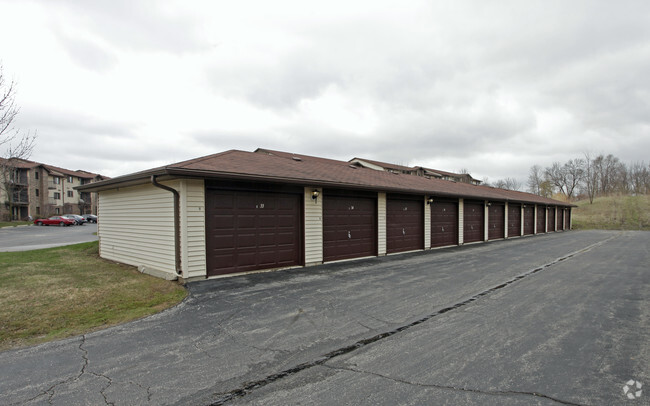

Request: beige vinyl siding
left=180, top=179, right=206, bottom=279
left=377, top=192, right=386, bottom=255
left=98, top=182, right=176, bottom=277
left=424, top=196, right=431, bottom=249
left=304, top=187, right=323, bottom=265
left=458, top=198, right=464, bottom=245
left=504, top=202, right=509, bottom=239
left=484, top=201, right=489, bottom=242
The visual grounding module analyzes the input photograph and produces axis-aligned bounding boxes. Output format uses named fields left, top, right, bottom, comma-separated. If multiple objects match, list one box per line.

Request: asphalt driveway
left=0, top=230, right=647, bottom=405
left=0, top=223, right=98, bottom=252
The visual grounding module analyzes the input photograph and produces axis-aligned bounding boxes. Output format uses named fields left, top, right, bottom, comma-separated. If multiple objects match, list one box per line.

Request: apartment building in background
left=1, top=158, right=107, bottom=221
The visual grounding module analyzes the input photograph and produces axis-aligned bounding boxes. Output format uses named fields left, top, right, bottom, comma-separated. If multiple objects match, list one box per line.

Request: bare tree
left=582, top=152, right=599, bottom=204
left=563, top=159, right=585, bottom=199
left=527, top=165, right=544, bottom=195
left=593, top=154, right=622, bottom=196
left=545, top=162, right=567, bottom=196
left=494, top=177, right=521, bottom=191
left=545, top=159, right=584, bottom=200
left=612, top=162, right=630, bottom=195
left=1, top=63, right=36, bottom=220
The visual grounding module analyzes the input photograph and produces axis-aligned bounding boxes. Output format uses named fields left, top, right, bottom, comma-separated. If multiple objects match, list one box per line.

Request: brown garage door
left=508, top=204, right=521, bottom=237
left=205, top=188, right=302, bottom=277
left=323, top=190, right=377, bottom=262
left=523, top=205, right=534, bottom=235
left=431, top=199, right=458, bottom=248
left=557, top=208, right=564, bottom=231
left=548, top=207, right=556, bottom=232
left=488, top=202, right=505, bottom=240
left=386, top=195, right=424, bottom=254
left=537, top=206, right=546, bottom=233
left=464, top=200, right=484, bottom=243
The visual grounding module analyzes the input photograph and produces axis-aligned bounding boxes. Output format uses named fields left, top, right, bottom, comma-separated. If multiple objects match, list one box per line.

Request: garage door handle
left=348, top=231, right=351, bottom=239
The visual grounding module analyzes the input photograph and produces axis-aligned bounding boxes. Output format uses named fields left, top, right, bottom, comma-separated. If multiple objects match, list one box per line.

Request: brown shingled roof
left=81, top=149, right=568, bottom=207
left=0, top=157, right=105, bottom=179
left=0, top=158, right=41, bottom=169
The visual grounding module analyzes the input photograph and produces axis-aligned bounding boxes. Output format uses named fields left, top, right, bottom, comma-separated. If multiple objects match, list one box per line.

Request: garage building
left=77, top=149, right=575, bottom=281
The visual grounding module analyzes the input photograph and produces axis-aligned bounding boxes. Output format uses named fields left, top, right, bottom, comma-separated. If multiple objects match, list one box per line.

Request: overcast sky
left=1, top=0, right=648, bottom=184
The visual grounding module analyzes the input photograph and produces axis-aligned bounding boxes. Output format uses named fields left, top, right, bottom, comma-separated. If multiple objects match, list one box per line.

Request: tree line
left=490, top=153, right=649, bottom=203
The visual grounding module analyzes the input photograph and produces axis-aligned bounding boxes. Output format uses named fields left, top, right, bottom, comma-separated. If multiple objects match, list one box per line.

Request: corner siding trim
left=304, top=187, right=323, bottom=265
left=378, top=192, right=387, bottom=255
left=458, top=198, right=464, bottom=245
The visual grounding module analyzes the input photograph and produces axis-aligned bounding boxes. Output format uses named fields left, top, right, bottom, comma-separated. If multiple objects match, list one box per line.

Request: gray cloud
left=53, top=31, right=118, bottom=72
left=4, top=0, right=649, bottom=182
left=47, top=0, right=208, bottom=53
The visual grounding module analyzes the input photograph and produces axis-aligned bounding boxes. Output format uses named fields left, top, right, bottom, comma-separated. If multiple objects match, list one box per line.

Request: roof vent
left=292, top=156, right=302, bottom=161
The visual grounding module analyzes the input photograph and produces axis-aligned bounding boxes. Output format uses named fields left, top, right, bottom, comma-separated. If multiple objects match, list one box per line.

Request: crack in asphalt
left=9, top=335, right=90, bottom=406
left=322, top=364, right=590, bottom=406
left=129, top=381, right=153, bottom=402
left=206, top=235, right=619, bottom=405
left=91, top=372, right=115, bottom=406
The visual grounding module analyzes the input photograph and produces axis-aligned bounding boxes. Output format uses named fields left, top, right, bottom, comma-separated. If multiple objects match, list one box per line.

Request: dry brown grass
left=572, top=195, right=650, bottom=231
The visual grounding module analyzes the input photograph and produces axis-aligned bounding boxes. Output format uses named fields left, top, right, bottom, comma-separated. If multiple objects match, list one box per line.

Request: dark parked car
left=34, top=216, right=75, bottom=227
left=63, top=214, right=87, bottom=225
left=82, top=214, right=98, bottom=223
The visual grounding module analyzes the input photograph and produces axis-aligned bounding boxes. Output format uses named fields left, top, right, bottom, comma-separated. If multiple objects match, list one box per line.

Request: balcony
left=10, top=191, right=29, bottom=205
left=80, top=193, right=92, bottom=206
left=9, top=170, right=29, bottom=186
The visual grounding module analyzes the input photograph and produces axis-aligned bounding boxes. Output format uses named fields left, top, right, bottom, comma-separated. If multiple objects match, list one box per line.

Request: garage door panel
left=488, top=203, right=505, bottom=240
left=464, top=201, right=484, bottom=243
left=523, top=206, right=534, bottom=235
left=537, top=206, right=546, bottom=233
left=508, top=204, right=521, bottom=237
left=323, top=192, right=377, bottom=262
left=548, top=208, right=555, bottom=231
left=431, top=200, right=458, bottom=248
left=387, top=196, right=424, bottom=254
left=206, top=189, right=302, bottom=276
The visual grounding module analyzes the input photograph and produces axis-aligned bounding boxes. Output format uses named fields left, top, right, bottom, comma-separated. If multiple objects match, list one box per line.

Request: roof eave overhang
left=75, top=167, right=575, bottom=207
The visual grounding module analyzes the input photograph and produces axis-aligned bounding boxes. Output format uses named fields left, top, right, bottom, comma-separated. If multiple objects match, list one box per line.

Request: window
left=67, top=191, right=73, bottom=198
left=53, top=177, right=60, bottom=184
left=35, top=189, right=39, bottom=197
left=68, top=176, right=73, bottom=183
left=54, top=192, right=61, bottom=200
left=36, top=207, right=40, bottom=215
left=35, top=171, right=39, bottom=180
left=55, top=208, right=60, bottom=214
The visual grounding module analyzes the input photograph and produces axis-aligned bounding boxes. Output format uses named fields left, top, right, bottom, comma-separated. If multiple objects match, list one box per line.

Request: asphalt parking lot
left=0, top=230, right=647, bottom=405
left=0, top=223, right=98, bottom=252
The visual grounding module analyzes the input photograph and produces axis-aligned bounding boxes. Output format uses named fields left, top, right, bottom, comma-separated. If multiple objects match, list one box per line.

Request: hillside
left=572, top=195, right=650, bottom=231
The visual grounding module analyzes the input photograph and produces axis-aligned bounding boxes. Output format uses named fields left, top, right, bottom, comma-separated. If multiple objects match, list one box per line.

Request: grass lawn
left=0, top=241, right=187, bottom=351
left=0, top=221, right=32, bottom=228
left=572, top=195, right=650, bottom=231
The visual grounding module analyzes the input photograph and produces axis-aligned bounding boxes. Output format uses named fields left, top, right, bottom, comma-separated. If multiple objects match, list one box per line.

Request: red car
left=34, top=216, right=76, bottom=227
